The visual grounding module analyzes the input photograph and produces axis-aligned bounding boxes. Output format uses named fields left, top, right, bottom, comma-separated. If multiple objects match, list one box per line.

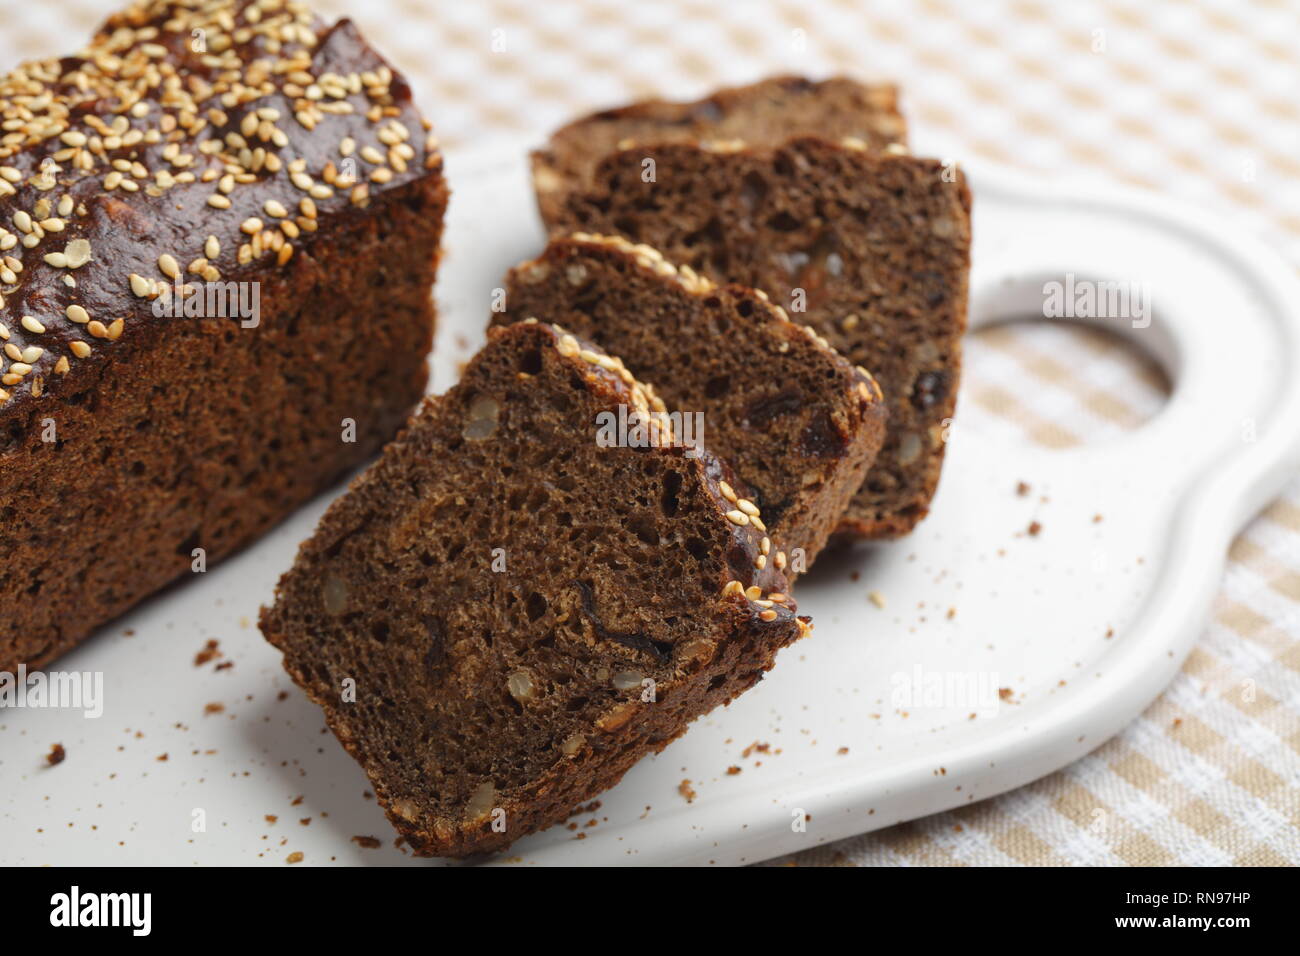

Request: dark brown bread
left=260, top=320, right=805, bottom=857
left=532, top=76, right=907, bottom=226
left=496, top=233, right=888, bottom=570
left=538, top=137, right=971, bottom=538
left=0, top=0, right=447, bottom=671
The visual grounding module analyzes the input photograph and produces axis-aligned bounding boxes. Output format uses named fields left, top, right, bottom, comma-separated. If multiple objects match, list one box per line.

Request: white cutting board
left=4, top=143, right=1300, bottom=866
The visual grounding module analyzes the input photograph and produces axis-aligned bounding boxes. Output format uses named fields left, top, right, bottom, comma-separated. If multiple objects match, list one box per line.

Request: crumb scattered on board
left=45, top=743, right=66, bottom=766
left=194, top=639, right=221, bottom=666
left=868, top=590, right=886, bottom=609
left=678, top=779, right=697, bottom=803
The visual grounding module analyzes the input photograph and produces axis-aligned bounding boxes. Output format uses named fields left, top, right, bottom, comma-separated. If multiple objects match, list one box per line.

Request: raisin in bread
left=496, top=233, right=887, bottom=571
left=0, top=0, right=447, bottom=671
left=260, top=321, right=806, bottom=857
left=532, top=76, right=907, bottom=226
left=538, top=137, right=971, bottom=538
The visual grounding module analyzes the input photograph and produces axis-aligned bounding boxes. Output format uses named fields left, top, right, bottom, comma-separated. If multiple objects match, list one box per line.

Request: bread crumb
left=286, top=851, right=303, bottom=864
left=194, top=639, right=221, bottom=666
left=868, top=590, right=886, bottom=608
left=837, top=746, right=849, bottom=755
left=725, top=765, right=742, bottom=775
left=45, top=743, right=66, bottom=766
left=203, top=702, right=224, bottom=715
left=352, top=835, right=381, bottom=849
left=1027, top=521, right=1042, bottom=537
left=678, top=779, right=697, bottom=803
left=1016, top=481, right=1030, bottom=496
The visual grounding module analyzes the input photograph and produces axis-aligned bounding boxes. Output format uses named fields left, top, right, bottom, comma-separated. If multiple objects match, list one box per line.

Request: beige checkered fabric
left=7, top=0, right=1295, bottom=865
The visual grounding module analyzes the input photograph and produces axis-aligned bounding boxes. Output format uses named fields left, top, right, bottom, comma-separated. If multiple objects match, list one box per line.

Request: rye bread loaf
left=532, top=76, right=907, bottom=226
left=0, top=0, right=447, bottom=671
left=496, top=233, right=887, bottom=570
left=260, top=320, right=805, bottom=857
left=537, top=137, right=971, bottom=538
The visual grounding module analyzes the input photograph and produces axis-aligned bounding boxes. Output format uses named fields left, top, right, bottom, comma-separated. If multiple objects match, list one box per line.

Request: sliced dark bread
left=538, top=137, right=972, bottom=538
left=496, top=233, right=887, bottom=571
left=260, top=320, right=805, bottom=857
left=532, top=75, right=907, bottom=225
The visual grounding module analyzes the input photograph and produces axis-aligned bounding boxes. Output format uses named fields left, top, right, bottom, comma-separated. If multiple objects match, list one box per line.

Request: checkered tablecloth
left=7, top=0, right=1295, bottom=865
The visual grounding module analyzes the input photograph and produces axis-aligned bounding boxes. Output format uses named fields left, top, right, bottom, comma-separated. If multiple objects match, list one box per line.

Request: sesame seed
left=557, top=334, right=580, bottom=357
left=20, top=316, right=45, bottom=334
left=158, top=254, right=180, bottom=279
left=736, top=499, right=760, bottom=517
left=725, top=510, right=750, bottom=527
left=744, top=585, right=762, bottom=600
left=64, top=240, right=91, bottom=268
left=53, top=357, right=69, bottom=375
left=718, top=481, right=737, bottom=503
left=66, top=304, right=90, bottom=324
left=20, top=346, right=42, bottom=363
left=129, top=274, right=153, bottom=297
left=759, top=610, right=778, bottom=622
left=207, top=194, right=231, bottom=209
left=760, top=537, right=771, bottom=555
left=44, top=252, right=68, bottom=268
left=87, top=320, right=109, bottom=338
left=205, top=236, right=220, bottom=260
left=264, top=199, right=288, bottom=218
left=775, top=551, right=787, bottom=570
left=722, top=580, right=744, bottom=598
left=69, top=341, right=91, bottom=359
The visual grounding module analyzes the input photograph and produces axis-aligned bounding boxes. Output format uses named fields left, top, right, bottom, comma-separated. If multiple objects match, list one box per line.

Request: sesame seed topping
left=69, top=341, right=91, bottom=359
left=205, top=236, right=220, bottom=260
left=759, top=610, right=778, bottom=622
left=207, top=194, right=231, bottom=209
left=263, top=199, right=288, bottom=218
left=158, top=254, right=180, bottom=279
left=65, top=304, right=89, bottom=324
left=20, top=316, right=45, bottom=334
left=725, top=510, right=749, bottom=526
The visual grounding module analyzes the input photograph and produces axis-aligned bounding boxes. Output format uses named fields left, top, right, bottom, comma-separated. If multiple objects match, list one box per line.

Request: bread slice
left=532, top=76, right=907, bottom=226
left=496, top=233, right=887, bottom=571
left=260, top=320, right=805, bottom=857
left=537, top=137, right=972, bottom=538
